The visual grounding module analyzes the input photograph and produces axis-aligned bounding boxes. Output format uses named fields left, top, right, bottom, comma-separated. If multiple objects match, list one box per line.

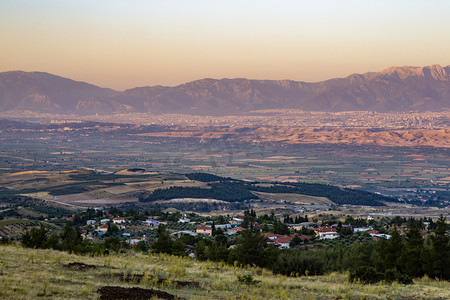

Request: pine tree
left=377, top=227, right=403, bottom=271
left=398, top=222, right=423, bottom=277
left=428, top=215, right=450, bottom=280
left=233, top=230, right=267, bottom=267
left=152, top=224, right=173, bottom=254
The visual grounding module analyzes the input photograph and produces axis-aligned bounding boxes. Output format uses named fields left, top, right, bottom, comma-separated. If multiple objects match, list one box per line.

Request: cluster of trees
left=274, top=216, right=450, bottom=282
left=185, top=172, right=233, bottom=182
left=139, top=182, right=257, bottom=203
left=22, top=223, right=89, bottom=254
left=151, top=216, right=449, bottom=283
left=21, top=222, right=130, bottom=255
left=249, top=182, right=394, bottom=206
left=283, top=215, right=309, bottom=224
left=140, top=173, right=397, bottom=206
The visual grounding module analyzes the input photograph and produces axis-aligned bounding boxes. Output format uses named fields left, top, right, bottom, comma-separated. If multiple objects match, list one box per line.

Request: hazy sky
left=1, top=0, right=450, bottom=90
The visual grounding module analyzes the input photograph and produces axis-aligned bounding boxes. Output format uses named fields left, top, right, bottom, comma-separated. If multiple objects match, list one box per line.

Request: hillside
left=240, top=127, right=450, bottom=148
left=0, top=170, right=395, bottom=209
left=0, top=71, right=117, bottom=114
left=1, top=245, right=449, bottom=299
left=1, top=65, right=450, bottom=115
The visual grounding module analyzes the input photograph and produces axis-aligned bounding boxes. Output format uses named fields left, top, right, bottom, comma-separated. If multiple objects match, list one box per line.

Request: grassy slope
left=1, top=245, right=449, bottom=299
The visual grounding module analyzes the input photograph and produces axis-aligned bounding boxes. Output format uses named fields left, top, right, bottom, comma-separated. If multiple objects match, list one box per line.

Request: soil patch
left=112, top=273, right=201, bottom=288
left=97, top=286, right=178, bottom=300
left=63, top=262, right=98, bottom=270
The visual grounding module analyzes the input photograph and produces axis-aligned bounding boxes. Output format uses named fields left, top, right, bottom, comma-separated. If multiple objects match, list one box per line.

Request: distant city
left=2, top=109, right=449, bottom=129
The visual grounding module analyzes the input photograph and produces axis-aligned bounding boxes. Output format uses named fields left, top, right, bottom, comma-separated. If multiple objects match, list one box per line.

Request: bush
left=272, top=250, right=325, bottom=276
left=237, top=274, right=260, bottom=285
left=349, top=266, right=382, bottom=284
left=350, top=266, right=413, bottom=285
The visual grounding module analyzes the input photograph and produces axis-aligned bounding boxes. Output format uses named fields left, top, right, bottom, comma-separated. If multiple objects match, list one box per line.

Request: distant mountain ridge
left=1, top=65, right=450, bottom=115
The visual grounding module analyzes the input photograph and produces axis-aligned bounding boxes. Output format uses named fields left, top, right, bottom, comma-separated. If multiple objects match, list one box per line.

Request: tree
left=233, top=230, right=268, bottom=267
left=152, top=224, right=173, bottom=254
left=376, top=227, right=403, bottom=271
left=273, top=221, right=290, bottom=235
left=194, top=240, right=208, bottom=261
left=134, top=241, right=149, bottom=253
left=398, top=222, right=424, bottom=277
left=106, top=223, right=119, bottom=236
left=60, top=223, right=86, bottom=253
left=290, top=235, right=303, bottom=248
left=104, top=237, right=120, bottom=252
left=22, top=223, right=48, bottom=249
left=426, top=215, right=450, bottom=280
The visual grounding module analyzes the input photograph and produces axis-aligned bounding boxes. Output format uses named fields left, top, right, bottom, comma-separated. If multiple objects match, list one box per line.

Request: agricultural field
left=0, top=219, right=39, bottom=239
left=1, top=122, right=449, bottom=191
left=0, top=245, right=449, bottom=299
left=0, top=170, right=209, bottom=208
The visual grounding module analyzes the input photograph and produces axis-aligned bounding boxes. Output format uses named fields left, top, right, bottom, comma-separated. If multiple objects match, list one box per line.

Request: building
left=215, top=224, right=232, bottom=229
left=171, top=230, right=197, bottom=238
left=313, top=226, right=339, bottom=240
left=113, top=217, right=126, bottom=224
left=98, top=224, right=108, bottom=233
left=225, top=226, right=246, bottom=235
left=232, top=216, right=245, bottom=223
left=196, top=225, right=212, bottom=236
left=144, top=218, right=158, bottom=227
left=261, top=233, right=293, bottom=249
left=368, top=230, right=391, bottom=240
left=353, top=227, right=372, bottom=233
left=288, top=224, right=303, bottom=231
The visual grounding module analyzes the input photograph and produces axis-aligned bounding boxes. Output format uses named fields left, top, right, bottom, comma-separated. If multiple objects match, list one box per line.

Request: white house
left=113, top=217, right=126, bottom=224
left=215, top=224, right=232, bottom=229
left=353, top=227, right=372, bottom=233
left=313, top=226, right=340, bottom=240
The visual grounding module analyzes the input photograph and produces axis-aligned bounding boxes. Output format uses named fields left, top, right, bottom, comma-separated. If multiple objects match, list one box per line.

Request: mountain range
left=1, top=65, right=450, bottom=115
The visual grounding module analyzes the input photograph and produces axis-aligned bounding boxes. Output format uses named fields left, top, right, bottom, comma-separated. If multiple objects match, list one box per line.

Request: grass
left=0, top=245, right=449, bottom=299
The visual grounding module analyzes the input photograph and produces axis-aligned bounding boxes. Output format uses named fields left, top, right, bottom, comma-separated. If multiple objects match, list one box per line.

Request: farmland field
left=0, top=122, right=449, bottom=209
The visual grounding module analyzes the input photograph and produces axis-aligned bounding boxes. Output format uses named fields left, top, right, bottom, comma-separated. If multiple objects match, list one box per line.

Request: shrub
left=237, top=274, right=260, bottom=285
left=349, top=266, right=382, bottom=284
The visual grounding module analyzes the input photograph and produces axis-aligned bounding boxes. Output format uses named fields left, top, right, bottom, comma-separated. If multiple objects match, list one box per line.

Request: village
left=67, top=207, right=400, bottom=257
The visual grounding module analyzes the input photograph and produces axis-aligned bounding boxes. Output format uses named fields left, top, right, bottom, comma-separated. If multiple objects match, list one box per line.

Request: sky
left=1, top=0, right=450, bottom=90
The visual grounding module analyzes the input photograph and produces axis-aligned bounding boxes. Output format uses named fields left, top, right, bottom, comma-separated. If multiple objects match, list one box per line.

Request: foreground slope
left=1, top=245, right=449, bottom=299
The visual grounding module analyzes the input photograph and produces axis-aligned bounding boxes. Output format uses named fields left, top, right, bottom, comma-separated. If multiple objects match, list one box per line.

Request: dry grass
left=1, top=245, right=449, bottom=299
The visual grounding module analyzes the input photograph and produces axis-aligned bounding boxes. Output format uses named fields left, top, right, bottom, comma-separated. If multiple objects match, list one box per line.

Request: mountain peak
left=380, top=64, right=448, bottom=80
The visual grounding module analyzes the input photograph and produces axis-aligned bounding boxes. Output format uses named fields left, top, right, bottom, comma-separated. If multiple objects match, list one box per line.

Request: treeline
left=139, top=182, right=257, bottom=203
left=21, top=222, right=130, bottom=255
left=136, top=201, right=247, bottom=213
left=185, top=172, right=235, bottom=182
left=151, top=216, right=450, bottom=283
left=249, top=182, right=394, bottom=206
left=140, top=175, right=395, bottom=206
left=271, top=216, right=450, bottom=282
